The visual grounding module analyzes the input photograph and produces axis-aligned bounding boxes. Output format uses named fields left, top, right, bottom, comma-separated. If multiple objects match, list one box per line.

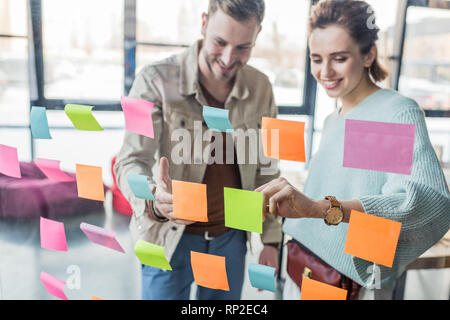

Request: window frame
left=391, top=0, right=450, bottom=117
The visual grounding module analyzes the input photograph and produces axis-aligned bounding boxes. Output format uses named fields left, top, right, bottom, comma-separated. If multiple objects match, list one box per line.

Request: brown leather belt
left=184, top=227, right=230, bottom=240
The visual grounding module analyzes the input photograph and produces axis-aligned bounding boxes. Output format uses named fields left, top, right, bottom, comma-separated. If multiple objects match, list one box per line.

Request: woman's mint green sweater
left=283, top=89, right=450, bottom=290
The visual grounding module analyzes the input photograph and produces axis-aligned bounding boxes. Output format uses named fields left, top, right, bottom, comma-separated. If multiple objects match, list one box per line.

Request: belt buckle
left=204, top=231, right=215, bottom=241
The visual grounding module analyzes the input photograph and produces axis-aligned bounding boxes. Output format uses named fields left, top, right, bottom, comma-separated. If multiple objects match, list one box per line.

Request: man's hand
left=153, top=157, right=195, bottom=225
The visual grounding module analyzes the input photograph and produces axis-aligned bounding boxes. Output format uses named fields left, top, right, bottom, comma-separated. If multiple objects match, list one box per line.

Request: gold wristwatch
left=323, top=196, right=344, bottom=226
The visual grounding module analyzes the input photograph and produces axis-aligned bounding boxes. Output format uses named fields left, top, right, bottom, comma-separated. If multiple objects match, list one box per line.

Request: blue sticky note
left=30, top=106, right=52, bottom=139
left=202, top=106, right=233, bottom=132
left=248, top=263, right=277, bottom=292
left=126, top=173, right=156, bottom=200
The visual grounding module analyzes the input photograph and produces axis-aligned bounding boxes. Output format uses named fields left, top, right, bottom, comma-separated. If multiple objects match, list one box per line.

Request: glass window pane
left=0, top=128, right=31, bottom=162
left=136, top=0, right=207, bottom=45
left=0, top=37, right=29, bottom=125
left=42, top=0, right=123, bottom=100
left=399, top=6, right=450, bottom=111
left=136, top=45, right=185, bottom=74
left=34, top=128, right=124, bottom=186
left=0, top=0, right=27, bottom=36
left=250, top=0, right=310, bottom=107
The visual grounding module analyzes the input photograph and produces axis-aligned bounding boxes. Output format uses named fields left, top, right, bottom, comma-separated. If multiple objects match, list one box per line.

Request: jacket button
left=180, top=120, right=185, bottom=127
left=171, top=226, right=177, bottom=231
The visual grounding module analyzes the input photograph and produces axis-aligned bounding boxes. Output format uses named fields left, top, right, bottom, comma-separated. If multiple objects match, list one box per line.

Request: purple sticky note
left=40, top=271, right=68, bottom=300
left=80, top=222, right=125, bottom=253
left=343, top=119, right=416, bottom=175
left=0, top=144, right=21, bottom=178
left=35, top=158, right=75, bottom=182
left=120, top=96, right=155, bottom=138
left=40, top=217, right=68, bottom=252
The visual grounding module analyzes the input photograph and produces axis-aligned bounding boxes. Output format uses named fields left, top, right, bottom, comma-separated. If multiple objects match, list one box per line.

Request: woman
left=256, top=0, right=450, bottom=300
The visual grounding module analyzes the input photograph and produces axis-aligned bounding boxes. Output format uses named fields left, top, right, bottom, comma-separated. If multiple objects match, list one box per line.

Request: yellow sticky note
left=172, top=180, right=208, bottom=222
left=301, top=278, right=347, bottom=300
left=75, top=164, right=105, bottom=202
left=64, top=104, right=103, bottom=131
left=344, top=210, right=402, bottom=268
left=190, top=251, right=229, bottom=291
left=134, top=239, right=172, bottom=271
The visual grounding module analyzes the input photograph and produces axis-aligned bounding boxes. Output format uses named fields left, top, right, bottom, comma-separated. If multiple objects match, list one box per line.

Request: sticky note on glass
left=64, top=104, right=103, bottom=131
left=224, top=187, right=263, bottom=234
left=40, top=217, right=68, bottom=252
left=0, top=144, right=21, bottom=178
left=344, top=210, right=402, bottom=268
left=261, top=117, right=306, bottom=162
left=203, top=106, right=233, bottom=132
left=92, top=296, right=104, bottom=300
left=30, top=106, right=52, bottom=139
left=190, top=251, right=229, bottom=291
left=301, top=278, right=347, bottom=300
left=40, top=271, right=68, bottom=300
left=35, top=158, right=74, bottom=182
left=172, top=180, right=208, bottom=222
left=248, top=263, right=276, bottom=292
left=75, top=164, right=105, bottom=202
left=126, top=173, right=155, bottom=200
left=134, top=239, right=172, bottom=270
left=80, top=222, right=125, bottom=253
left=343, top=119, right=415, bottom=175
left=120, top=96, right=155, bottom=138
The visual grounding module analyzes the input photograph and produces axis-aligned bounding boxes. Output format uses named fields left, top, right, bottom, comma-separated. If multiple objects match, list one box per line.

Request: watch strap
left=325, top=196, right=341, bottom=208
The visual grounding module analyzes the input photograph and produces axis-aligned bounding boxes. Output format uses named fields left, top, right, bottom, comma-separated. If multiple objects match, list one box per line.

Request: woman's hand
left=255, top=177, right=320, bottom=219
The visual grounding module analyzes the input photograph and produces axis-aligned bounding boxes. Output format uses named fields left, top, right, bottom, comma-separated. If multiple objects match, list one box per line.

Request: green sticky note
left=134, top=239, right=172, bottom=271
left=224, top=187, right=263, bottom=234
left=64, top=104, right=103, bottom=131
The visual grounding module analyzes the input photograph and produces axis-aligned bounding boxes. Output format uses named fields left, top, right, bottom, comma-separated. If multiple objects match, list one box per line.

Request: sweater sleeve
left=354, top=106, right=450, bottom=288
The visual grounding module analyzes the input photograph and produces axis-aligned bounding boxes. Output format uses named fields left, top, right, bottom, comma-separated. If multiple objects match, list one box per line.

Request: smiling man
left=114, top=0, right=282, bottom=300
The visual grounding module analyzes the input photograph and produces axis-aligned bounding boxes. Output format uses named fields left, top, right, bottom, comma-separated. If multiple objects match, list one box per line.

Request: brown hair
left=309, top=0, right=388, bottom=82
left=208, top=0, right=265, bottom=25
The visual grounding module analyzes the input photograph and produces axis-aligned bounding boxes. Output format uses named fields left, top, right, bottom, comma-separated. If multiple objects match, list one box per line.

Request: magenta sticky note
left=80, top=222, right=125, bottom=253
left=40, top=217, right=68, bottom=252
left=0, top=144, right=21, bottom=178
left=40, top=271, right=68, bottom=300
left=120, top=96, right=155, bottom=138
left=35, top=158, right=75, bottom=182
left=343, top=119, right=415, bottom=175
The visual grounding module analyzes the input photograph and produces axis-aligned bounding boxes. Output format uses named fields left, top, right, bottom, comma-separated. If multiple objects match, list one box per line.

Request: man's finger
left=153, top=190, right=173, bottom=203
left=159, top=156, right=172, bottom=191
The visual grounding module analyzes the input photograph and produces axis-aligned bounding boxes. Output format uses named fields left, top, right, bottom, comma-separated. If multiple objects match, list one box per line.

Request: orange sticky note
left=91, top=295, right=104, bottom=300
left=344, top=210, right=402, bottom=268
left=301, top=278, right=347, bottom=300
left=261, top=117, right=305, bottom=162
left=75, top=164, right=105, bottom=202
left=190, top=251, right=229, bottom=291
left=172, top=180, right=208, bottom=222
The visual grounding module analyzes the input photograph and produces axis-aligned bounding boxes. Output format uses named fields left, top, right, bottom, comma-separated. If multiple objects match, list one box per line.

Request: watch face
left=326, top=207, right=344, bottom=225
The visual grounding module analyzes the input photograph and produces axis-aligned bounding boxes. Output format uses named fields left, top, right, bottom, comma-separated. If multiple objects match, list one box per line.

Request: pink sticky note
left=80, top=222, right=125, bottom=253
left=35, top=158, right=75, bottom=182
left=40, top=271, right=68, bottom=300
left=40, top=217, right=68, bottom=252
left=343, top=119, right=415, bottom=175
left=0, top=144, right=21, bottom=178
left=120, top=96, right=155, bottom=138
